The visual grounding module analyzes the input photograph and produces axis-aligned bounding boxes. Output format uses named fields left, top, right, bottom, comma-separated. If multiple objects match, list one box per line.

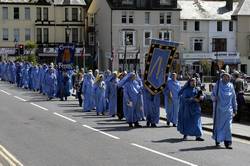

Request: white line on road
left=14, top=96, right=27, bottom=102
left=53, top=112, right=77, bottom=123
left=0, top=90, right=11, bottom=95
left=30, top=103, right=48, bottom=111
left=82, top=124, right=120, bottom=140
left=131, top=143, right=198, bottom=166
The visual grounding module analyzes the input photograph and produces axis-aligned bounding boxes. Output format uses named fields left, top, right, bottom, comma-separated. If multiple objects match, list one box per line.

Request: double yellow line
left=0, top=145, right=23, bottom=166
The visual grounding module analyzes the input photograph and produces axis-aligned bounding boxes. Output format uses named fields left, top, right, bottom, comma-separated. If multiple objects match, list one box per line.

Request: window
left=145, top=12, right=150, bottom=24
left=14, top=7, right=19, bottom=19
left=25, top=7, right=30, bottom=20
left=159, top=31, right=171, bottom=41
left=193, top=38, right=203, bottom=51
left=160, top=0, right=171, bottom=5
left=2, top=7, right=8, bottom=20
left=195, top=21, right=200, bottom=31
left=89, top=13, right=94, bottom=26
left=88, top=32, right=95, bottom=45
left=36, top=7, right=41, bottom=21
left=160, top=13, right=164, bottom=24
left=72, top=28, right=78, bottom=43
left=122, top=11, right=127, bottom=23
left=2, top=28, right=8, bottom=41
left=217, top=21, right=222, bottom=31
left=72, top=8, right=78, bottom=21
left=144, top=31, right=152, bottom=46
left=123, top=31, right=135, bottom=46
left=129, top=12, right=134, bottom=24
left=122, top=0, right=133, bottom=5
left=183, top=21, right=187, bottom=31
left=212, top=38, right=227, bottom=52
left=25, top=29, right=31, bottom=41
left=43, top=7, right=48, bottom=21
left=43, top=28, right=49, bottom=43
left=65, top=8, right=69, bottom=21
left=14, top=28, right=20, bottom=42
left=166, top=12, right=171, bottom=24
left=37, top=28, right=42, bottom=43
left=229, top=21, right=233, bottom=31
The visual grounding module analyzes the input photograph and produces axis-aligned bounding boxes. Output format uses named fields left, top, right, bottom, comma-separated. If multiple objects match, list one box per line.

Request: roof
left=232, top=0, right=250, bottom=16
left=0, top=0, right=86, bottom=5
left=179, top=0, right=238, bottom=20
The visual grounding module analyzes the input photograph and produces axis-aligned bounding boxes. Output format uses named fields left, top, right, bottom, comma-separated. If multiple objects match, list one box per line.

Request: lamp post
left=123, top=33, right=130, bottom=71
left=66, top=25, right=71, bottom=44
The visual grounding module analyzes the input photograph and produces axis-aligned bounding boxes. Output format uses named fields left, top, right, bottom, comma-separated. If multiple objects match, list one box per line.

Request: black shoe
left=146, top=121, right=150, bottom=127
left=216, top=142, right=220, bottom=147
left=225, top=145, right=233, bottom=149
left=102, top=112, right=105, bottom=115
left=183, top=135, right=187, bottom=140
left=96, top=113, right=99, bottom=116
left=196, top=137, right=204, bottom=141
left=134, top=122, right=142, bottom=128
left=111, top=114, right=115, bottom=117
left=151, top=123, right=157, bottom=128
left=129, top=123, right=133, bottom=128
left=173, top=124, right=177, bottom=127
left=167, top=121, right=170, bottom=126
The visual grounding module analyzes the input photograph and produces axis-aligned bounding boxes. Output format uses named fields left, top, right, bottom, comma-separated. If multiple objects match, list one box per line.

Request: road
left=0, top=81, right=250, bottom=166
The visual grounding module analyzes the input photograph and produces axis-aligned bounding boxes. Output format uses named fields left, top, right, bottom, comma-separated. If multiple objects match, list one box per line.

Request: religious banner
left=57, top=44, right=75, bottom=69
left=144, top=39, right=179, bottom=95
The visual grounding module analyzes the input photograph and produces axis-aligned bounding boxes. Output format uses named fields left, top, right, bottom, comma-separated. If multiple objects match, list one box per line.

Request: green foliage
left=200, top=60, right=211, bottom=75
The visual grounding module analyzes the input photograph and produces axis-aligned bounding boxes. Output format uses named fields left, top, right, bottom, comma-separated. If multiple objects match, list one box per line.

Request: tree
left=200, top=60, right=211, bottom=76
left=25, top=41, right=37, bottom=64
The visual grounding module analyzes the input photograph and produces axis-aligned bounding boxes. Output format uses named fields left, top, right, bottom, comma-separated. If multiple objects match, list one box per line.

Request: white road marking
left=14, top=96, right=27, bottom=102
left=30, top=103, right=48, bottom=111
left=131, top=143, right=198, bottom=166
left=0, top=90, right=11, bottom=95
left=82, top=124, right=120, bottom=140
left=53, top=112, right=77, bottom=123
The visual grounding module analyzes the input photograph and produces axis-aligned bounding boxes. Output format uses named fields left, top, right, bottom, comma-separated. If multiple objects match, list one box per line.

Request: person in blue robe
left=44, top=65, right=57, bottom=100
left=58, top=69, right=71, bottom=101
left=165, top=73, right=181, bottom=126
left=93, top=75, right=106, bottom=115
left=82, top=72, right=94, bottom=112
left=39, top=64, right=48, bottom=94
left=136, top=74, right=145, bottom=121
left=123, top=72, right=143, bottom=128
left=143, top=87, right=160, bottom=127
left=9, top=61, right=16, bottom=84
left=16, top=62, right=23, bottom=87
left=105, top=72, right=118, bottom=117
left=211, top=72, right=237, bottom=149
left=177, top=78, right=205, bottom=141
left=31, top=65, right=40, bottom=91
left=22, top=63, right=30, bottom=89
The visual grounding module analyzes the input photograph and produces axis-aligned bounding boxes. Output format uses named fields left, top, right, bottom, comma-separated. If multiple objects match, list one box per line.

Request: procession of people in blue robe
left=0, top=59, right=239, bottom=149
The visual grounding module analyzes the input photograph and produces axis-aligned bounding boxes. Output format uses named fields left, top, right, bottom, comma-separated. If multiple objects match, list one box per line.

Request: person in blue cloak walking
left=123, top=72, right=143, bottom=128
left=165, top=73, right=181, bottom=127
left=93, top=74, right=106, bottom=115
left=82, top=71, right=94, bottom=112
left=44, top=64, right=57, bottom=100
left=211, top=72, right=237, bottom=149
left=59, top=69, right=71, bottom=101
left=22, top=63, right=30, bottom=89
left=105, top=71, right=118, bottom=117
left=177, top=78, right=205, bottom=141
left=16, top=62, right=23, bottom=88
left=143, top=87, right=160, bottom=128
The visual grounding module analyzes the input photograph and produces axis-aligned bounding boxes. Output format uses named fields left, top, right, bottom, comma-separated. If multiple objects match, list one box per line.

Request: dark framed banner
left=57, top=44, right=75, bottom=69
left=144, top=39, right=179, bottom=95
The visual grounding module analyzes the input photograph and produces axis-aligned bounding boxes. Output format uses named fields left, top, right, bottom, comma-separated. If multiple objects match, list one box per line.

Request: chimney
left=226, top=0, right=233, bottom=11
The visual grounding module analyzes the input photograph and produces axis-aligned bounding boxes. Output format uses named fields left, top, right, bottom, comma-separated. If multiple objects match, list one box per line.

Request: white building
left=179, top=0, right=240, bottom=76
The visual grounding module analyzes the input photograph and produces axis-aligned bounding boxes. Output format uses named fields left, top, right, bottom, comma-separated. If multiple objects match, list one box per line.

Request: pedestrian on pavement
left=93, top=74, right=106, bottom=116
left=211, top=72, right=237, bottom=149
left=105, top=71, right=118, bottom=117
left=143, top=87, right=160, bottom=128
left=177, top=78, right=205, bottom=141
left=82, top=71, right=94, bottom=112
left=232, top=71, right=245, bottom=122
left=123, top=72, right=143, bottom=128
left=165, top=73, right=181, bottom=127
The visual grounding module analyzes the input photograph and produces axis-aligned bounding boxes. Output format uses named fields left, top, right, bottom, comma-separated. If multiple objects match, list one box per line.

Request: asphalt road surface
left=0, top=81, right=250, bottom=166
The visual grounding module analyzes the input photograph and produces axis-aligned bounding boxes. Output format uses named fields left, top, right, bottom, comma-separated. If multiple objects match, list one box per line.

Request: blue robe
left=44, top=69, right=57, bottom=98
left=16, top=63, right=23, bottom=87
left=165, top=79, right=181, bottom=125
left=31, top=66, right=40, bottom=90
left=93, top=81, right=106, bottom=113
left=177, top=85, right=203, bottom=137
left=82, top=74, right=94, bottom=112
left=123, top=77, right=143, bottom=123
left=39, top=66, right=48, bottom=94
left=211, top=80, right=237, bottom=143
left=143, top=87, right=160, bottom=124
left=22, top=64, right=30, bottom=89
left=105, top=76, right=118, bottom=116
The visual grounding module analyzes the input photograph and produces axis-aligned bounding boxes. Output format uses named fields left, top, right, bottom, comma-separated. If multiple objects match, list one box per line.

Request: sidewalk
left=159, top=108, right=250, bottom=141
